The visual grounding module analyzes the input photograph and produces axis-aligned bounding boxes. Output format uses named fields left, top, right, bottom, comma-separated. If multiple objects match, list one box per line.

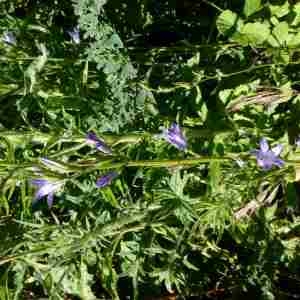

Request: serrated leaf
left=216, top=10, right=239, bottom=35
left=244, top=0, right=261, bottom=17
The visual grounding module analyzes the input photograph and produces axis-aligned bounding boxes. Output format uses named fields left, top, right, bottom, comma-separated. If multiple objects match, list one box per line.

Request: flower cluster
left=31, top=131, right=116, bottom=207
left=31, top=129, right=287, bottom=208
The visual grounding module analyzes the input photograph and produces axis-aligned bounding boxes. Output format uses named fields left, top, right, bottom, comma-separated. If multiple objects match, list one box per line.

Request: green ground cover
left=0, top=0, right=300, bottom=299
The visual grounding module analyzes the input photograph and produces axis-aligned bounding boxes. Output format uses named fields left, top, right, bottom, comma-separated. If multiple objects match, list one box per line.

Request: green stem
left=70, top=156, right=234, bottom=174
left=126, top=157, right=232, bottom=167
left=0, top=131, right=143, bottom=145
left=201, top=0, right=223, bottom=12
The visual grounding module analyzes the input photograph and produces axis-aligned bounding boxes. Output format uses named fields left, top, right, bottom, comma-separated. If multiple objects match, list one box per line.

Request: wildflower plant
left=31, top=178, right=64, bottom=207
left=86, top=131, right=112, bottom=154
left=251, top=138, right=284, bottom=170
left=1, top=0, right=300, bottom=299
left=160, top=122, right=187, bottom=151
left=96, top=171, right=118, bottom=188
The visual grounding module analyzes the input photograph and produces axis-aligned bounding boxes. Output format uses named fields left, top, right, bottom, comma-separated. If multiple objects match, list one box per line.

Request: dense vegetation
left=1, top=0, right=300, bottom=299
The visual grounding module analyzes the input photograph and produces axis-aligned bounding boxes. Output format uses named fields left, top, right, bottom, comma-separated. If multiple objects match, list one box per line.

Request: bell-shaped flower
left=251, top=138, right=284, bottom=170
left=86, top=131, right=112, bottom=154
left=160, top=122, right=187, bottom=151
left=31, top=179, right=64, bottom=207
left=96, top=171, right=118, bottom=188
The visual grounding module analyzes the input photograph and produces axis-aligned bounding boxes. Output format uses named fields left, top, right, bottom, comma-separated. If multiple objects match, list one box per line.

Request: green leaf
left=216, top=10, right=239, bottom=35
left=270, top=1, right=290, bottom=18
left=292, top=3, right=300, bottom=26
left=24, top=43, right=48, bottom=93
left=287, top=32, right=300, bottom=47
left=0, top=83, right=19, bottom=96
left=239, top=22, right=270, bottom=45
left=271, top=22, right=289, bottom=46
left=79, top=261, right=96, bottom=300
left=186, top=52, right=200, bottom=67
left=286, top=182, right=297, bottom=209
left=243, top=0, right=261, bottom=17
left=273, top=49, right=290, bottom=64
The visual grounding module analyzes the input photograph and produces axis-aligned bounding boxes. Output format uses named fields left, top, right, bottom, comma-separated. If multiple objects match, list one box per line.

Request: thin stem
left=0, top=56, right=84, bottom=63
left=201, top=0, right=223, bottom=12
left=141, top=60, right=300, bottom=93
left=126, top=157, right=232, bottom=167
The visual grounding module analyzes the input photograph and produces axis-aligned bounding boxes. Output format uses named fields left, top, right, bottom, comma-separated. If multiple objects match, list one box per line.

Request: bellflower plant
left=67, top=26, right=80, bottom=44
left=160, top=123, right=187, bottom=151
left=31, top=179, right=64, bottom=207
left=251, top=138, right=284, bottom=170
left=96, top=171, right=118, bottom=188
left=86, top=131, right=112, bottom=154
left=2, top=32, right=16, bottom=45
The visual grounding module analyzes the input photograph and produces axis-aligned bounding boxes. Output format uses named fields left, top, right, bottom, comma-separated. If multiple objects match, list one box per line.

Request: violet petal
left=259, top=138, right=269, bottom=153
left=96, top=171, right=118, bottom=188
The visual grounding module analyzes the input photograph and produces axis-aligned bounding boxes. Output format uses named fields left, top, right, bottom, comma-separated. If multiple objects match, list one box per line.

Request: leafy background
left=0, top=0, right=300, bottom=299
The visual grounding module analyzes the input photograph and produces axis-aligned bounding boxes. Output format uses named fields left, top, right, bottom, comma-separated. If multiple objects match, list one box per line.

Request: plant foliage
left=0, top=0, right=300, bottom=299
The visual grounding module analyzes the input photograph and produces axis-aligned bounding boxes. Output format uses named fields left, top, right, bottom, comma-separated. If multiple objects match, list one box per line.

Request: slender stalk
left=126, top=157, right=232, bottom=167
left=4, top=157, right=300, bottom=172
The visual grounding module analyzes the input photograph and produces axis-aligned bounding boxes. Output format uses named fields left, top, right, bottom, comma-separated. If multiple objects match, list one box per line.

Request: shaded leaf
left=269, top=1, right=290, bottom=18
left=244, top=0, right=262, bottom=17
left=272, top=21, right=289, bottom=45
left=216, top=10, right=239, bottom=35
left=292, top=3, right=300, bottom=26
left=239, top=22, right=270, bottom=45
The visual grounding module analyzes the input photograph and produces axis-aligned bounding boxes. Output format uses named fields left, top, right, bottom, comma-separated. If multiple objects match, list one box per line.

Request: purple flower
left=31, top=179, right=64, bottom=207
left=251, top=138, right=284, bottom=170
left=96, top=171, right=118, bottom=188
left=67, top=26, right=80, bottom=44
left=86, top=131, right=112, bottom=154
left=160, top=123, right=187, bottom=150
left=2, top=32, right=16, bottom=45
